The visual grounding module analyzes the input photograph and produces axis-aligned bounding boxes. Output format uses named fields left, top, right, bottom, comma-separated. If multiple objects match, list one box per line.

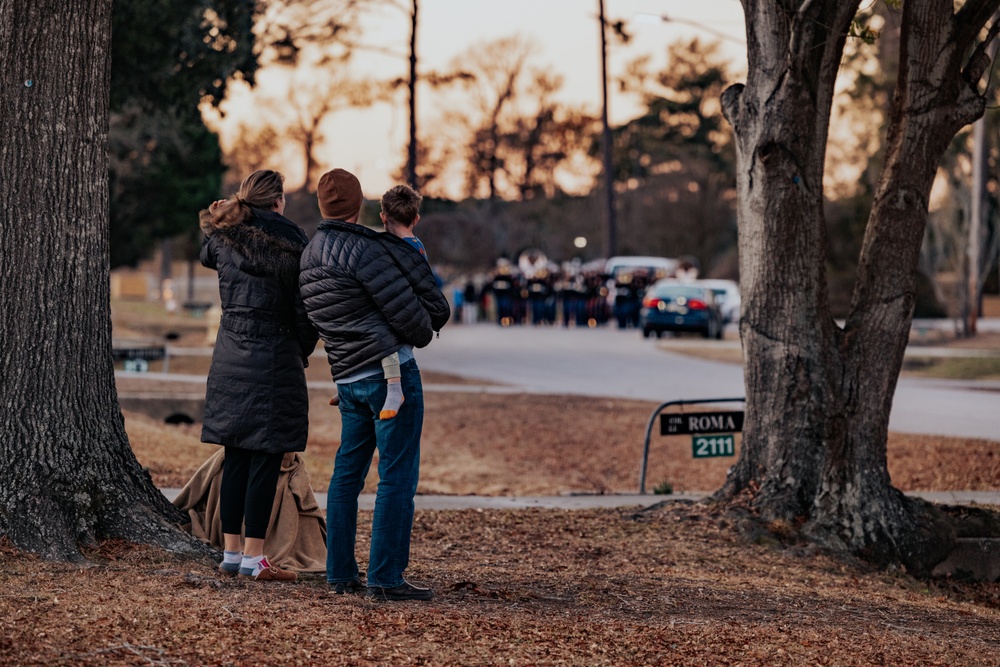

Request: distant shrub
left=653, top=481, right=673, bottom=495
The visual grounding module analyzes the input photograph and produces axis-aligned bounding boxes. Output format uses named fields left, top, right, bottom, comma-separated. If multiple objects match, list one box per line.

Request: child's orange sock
left=379, top=380, right=404, bottom=419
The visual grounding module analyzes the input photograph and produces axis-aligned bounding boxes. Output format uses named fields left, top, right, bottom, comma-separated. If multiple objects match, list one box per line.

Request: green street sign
left=692, top=434, right=735, bottom=458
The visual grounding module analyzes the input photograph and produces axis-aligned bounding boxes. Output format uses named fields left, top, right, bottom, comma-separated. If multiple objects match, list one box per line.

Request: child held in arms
left=374, top=184, right=441, bottom=418
left=328, top=184, right=446, bottom=419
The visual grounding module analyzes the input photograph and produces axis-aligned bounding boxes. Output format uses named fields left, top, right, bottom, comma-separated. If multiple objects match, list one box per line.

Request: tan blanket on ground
left=172, top=449, right=327, bottom=573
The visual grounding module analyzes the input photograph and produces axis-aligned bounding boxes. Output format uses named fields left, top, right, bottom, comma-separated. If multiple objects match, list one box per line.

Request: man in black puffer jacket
left=299, top=168, right=449, bottom=601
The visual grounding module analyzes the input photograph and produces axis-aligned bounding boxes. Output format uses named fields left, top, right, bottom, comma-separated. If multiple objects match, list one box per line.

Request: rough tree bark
left=719, top=0, right=1000, bottom=574
left=0, top=2, right=200, bottom=560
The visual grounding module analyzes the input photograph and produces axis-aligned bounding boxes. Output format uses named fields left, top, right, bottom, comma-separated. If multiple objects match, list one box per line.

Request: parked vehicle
left=604, top=255, right=677, bottom=280
left=640, top=280, right=724, bottom=339
left=695, top=279, right=741, bottom=325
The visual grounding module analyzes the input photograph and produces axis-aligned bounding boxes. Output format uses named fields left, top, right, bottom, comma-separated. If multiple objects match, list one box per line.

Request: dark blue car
left=640, top=281, right=724, bottom=339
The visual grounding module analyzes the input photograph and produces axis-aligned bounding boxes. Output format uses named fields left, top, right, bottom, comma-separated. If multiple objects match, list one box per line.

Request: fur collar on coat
left=202, top=210, right=307, bottom=287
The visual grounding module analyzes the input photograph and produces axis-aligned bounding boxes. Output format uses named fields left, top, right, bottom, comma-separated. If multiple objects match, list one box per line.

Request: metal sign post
left=638, top=397, right=745, bottom=494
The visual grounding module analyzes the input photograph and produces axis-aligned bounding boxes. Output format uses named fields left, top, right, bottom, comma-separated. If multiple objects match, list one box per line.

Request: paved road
left=126, top=321, right=1000, bottom=440
left=412, top=323, right=1000, bottom=441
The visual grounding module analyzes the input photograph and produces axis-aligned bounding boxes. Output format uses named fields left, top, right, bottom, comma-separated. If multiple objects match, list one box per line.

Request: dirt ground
left=4, top=375, right=1000, bottom=665
left=4, top=504, right=1000, bottom=666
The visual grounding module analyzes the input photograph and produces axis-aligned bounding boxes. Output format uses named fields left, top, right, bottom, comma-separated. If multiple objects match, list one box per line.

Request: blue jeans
left=326, top=359, right=423, bottom=587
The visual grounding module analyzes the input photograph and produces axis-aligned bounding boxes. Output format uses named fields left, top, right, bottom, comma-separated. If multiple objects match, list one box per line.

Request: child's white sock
left=379, top=379, right=405, bottom=419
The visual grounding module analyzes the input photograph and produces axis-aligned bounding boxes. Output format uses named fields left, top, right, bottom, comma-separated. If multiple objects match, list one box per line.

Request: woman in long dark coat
left=199, top=169, right=317, bottom=582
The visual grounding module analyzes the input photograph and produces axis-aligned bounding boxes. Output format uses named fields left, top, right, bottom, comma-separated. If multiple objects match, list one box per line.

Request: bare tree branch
left=963, top=15, right=1000, bottom=86
left=954, top=0, right=1000, bottom=49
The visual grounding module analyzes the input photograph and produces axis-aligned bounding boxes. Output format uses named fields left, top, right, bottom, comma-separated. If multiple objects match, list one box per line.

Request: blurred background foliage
left=107, top=1, right=1000, bottom=321
left=109, top=0, right=259, bottom=268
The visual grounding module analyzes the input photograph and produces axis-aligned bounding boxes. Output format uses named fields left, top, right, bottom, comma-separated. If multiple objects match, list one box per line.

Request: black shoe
left=366, top=580, right=435, bottom=601
left=330, top=578, right=365, bottom=595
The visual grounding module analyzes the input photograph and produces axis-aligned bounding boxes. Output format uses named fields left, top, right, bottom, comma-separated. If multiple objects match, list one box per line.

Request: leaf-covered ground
left=4, top=503, right=1000, bottom=666
left=5, top=376, right=1000, bottom=664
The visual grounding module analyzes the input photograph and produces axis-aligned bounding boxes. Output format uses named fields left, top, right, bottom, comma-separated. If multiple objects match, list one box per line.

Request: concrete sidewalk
left=160, top=489, right=1000, bottom=509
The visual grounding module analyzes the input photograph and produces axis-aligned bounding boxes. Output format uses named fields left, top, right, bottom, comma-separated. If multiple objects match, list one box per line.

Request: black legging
left=219, top=447, right=285, bottom=540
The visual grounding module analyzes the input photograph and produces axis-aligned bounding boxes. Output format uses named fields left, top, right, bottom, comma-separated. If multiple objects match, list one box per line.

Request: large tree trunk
left=719, top=0, right=999, bottom=574
left=0, top=1, right=200, bottom=560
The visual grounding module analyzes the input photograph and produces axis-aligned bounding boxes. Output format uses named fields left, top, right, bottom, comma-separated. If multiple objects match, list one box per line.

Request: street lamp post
left=599, top=0, right=617, bottom=258
left=595, top=9, right=741, bottom=259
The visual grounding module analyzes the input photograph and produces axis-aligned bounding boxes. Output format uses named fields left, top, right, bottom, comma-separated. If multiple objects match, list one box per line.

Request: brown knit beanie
left=317, top=169, right=364, bottom=220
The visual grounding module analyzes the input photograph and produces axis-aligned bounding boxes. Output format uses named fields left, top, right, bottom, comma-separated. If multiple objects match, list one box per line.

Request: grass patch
left=902, top=356, right=1000, bottom=380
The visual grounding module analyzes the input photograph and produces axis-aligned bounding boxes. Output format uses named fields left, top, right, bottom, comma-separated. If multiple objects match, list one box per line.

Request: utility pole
left=967, top=115, right=986, bottom=336
left=406, top=0, right=419, bottom=188
left=966, top=22, right=999, bottom=337
left=598, top=0, right=617, bottom=257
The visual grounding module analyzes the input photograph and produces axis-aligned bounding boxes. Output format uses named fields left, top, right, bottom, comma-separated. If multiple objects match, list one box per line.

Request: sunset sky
left=212, top=0, right=747, bottom=196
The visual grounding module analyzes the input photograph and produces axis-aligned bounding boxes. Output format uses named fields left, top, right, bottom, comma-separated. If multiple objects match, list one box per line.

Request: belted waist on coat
left=221, top=311, right=293, bottom=337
